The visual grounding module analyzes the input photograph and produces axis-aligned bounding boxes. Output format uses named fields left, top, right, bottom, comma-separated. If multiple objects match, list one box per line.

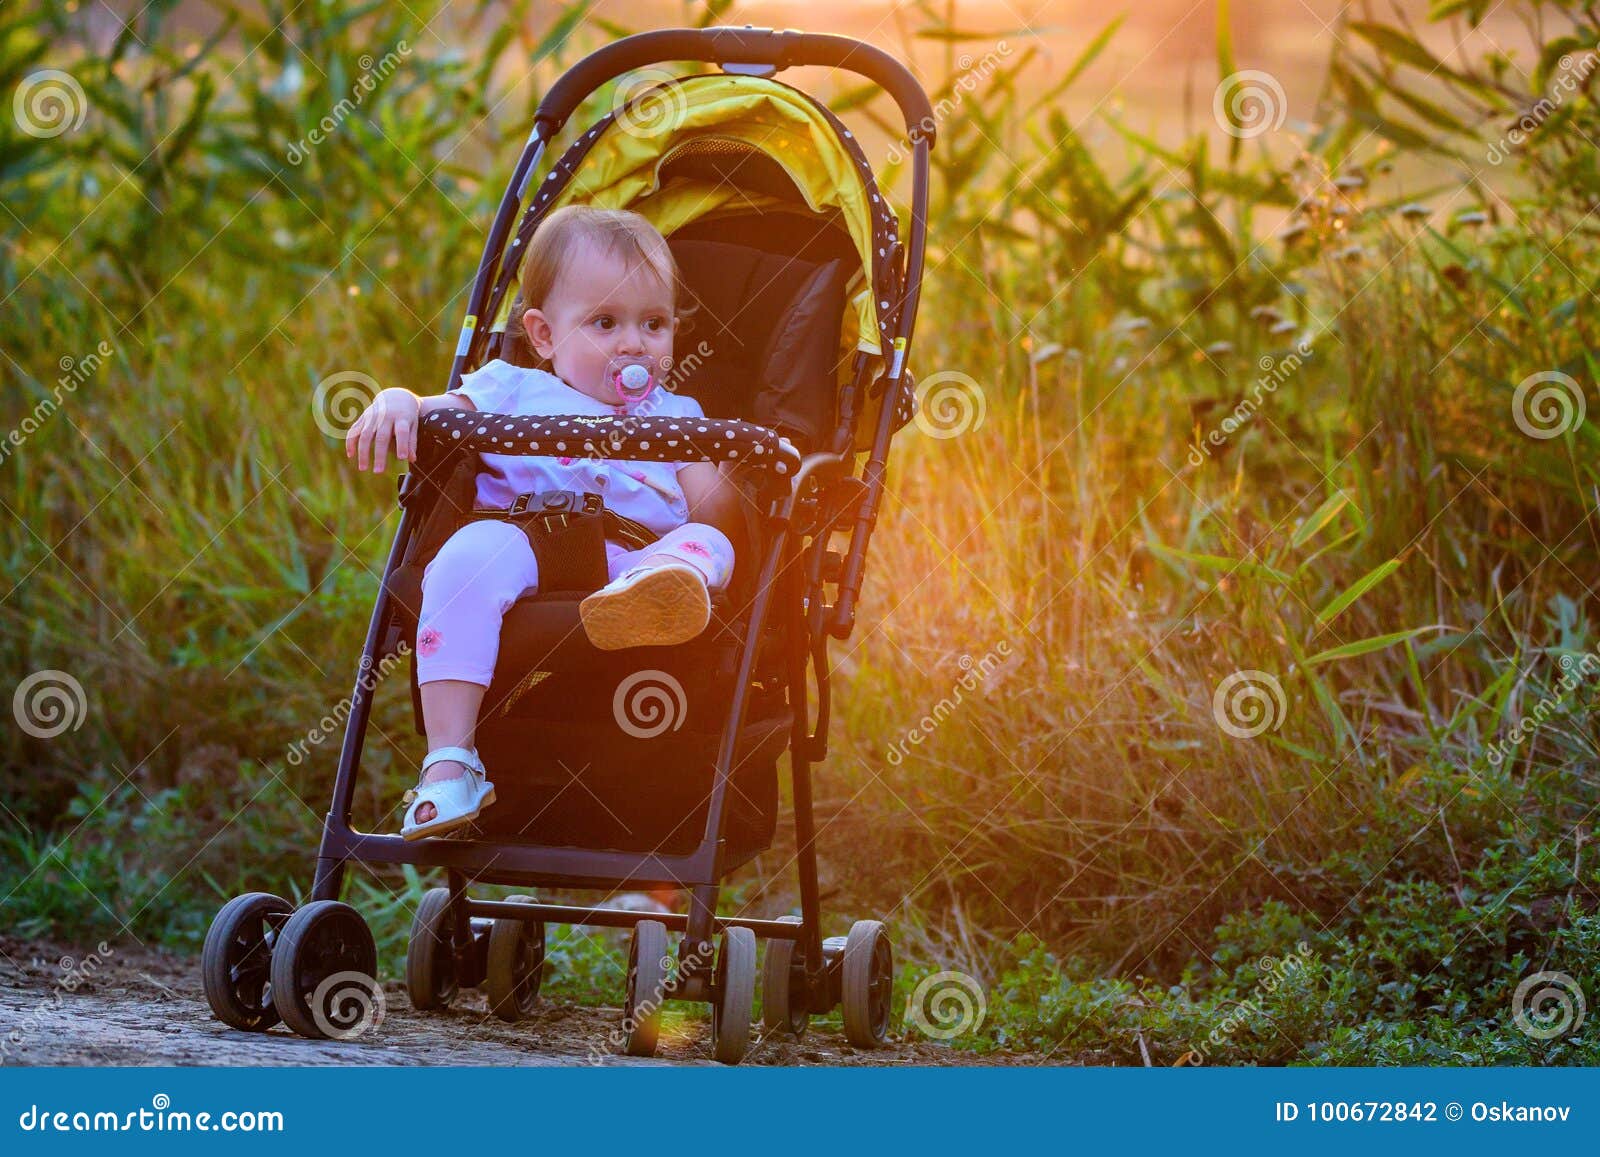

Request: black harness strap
left=468, top=490, right=659, bottom=594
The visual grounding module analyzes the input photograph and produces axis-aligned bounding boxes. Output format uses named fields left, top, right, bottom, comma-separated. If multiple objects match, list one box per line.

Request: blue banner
left=3, top=1067, right=1595, bottom=1152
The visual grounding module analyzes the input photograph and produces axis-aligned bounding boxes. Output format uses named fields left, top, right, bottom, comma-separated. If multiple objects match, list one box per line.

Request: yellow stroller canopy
left=487, top=73, right=900, bottom=360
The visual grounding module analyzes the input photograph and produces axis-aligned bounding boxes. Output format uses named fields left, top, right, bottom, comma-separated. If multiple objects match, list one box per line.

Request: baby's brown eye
left=594, top=317, right=614, bottom=330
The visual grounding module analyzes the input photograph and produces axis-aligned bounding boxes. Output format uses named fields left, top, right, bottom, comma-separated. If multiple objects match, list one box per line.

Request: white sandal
left=399, top=746, right=496, bottom=841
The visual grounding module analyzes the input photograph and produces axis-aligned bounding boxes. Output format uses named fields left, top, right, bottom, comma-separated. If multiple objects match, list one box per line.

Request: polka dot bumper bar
left=417, top=408, right=804, bottom=477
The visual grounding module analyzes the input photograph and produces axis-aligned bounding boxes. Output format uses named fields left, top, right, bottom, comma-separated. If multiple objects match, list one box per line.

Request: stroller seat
left=383, top=542, right=742, bottom=680
left=387, top=555, right=787, bottom=862
left=377, top=224, right=856, bottom=861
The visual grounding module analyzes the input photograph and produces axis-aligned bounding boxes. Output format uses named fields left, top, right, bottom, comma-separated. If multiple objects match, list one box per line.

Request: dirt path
left=0, top=937, right=1043, bottom=1067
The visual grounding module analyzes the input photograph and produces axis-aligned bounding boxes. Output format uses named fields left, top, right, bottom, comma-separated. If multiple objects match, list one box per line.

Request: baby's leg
left=413, top=521, right=539, bottom=821
left=419, top=520, right=541, bottom=684
left=607, top=523, right=736, bottom=591
left=581, top=524, right=735, bottom=650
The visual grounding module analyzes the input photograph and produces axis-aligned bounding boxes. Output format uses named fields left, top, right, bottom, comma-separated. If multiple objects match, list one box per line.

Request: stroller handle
left=416, top=408, right=803, bottom=477
left=534, top=26, right=937, bottom=146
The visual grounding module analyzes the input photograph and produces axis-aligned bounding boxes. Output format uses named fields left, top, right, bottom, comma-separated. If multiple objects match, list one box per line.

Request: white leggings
left=415, top=520, right=736, bottom=686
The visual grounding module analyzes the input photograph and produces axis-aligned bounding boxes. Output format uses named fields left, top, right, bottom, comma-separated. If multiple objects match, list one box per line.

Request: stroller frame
left=204, top=26, right=933, bottom=1059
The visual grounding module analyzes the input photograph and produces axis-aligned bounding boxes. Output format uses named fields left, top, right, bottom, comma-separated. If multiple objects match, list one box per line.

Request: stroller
left=202, top=26, right=934, bottom=1064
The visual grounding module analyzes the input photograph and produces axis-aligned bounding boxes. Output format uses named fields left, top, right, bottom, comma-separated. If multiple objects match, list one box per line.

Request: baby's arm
left=679, top=460, right=746, bottom=547
left=346, top=388, right=477, bottom=473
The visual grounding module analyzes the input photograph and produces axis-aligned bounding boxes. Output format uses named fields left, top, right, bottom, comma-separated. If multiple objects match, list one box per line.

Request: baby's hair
left=504, top=205, right=696, bottom=371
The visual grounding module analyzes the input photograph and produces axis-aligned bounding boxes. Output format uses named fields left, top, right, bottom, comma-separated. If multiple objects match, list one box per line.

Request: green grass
left=3, top=0, right=1599, bottom=1062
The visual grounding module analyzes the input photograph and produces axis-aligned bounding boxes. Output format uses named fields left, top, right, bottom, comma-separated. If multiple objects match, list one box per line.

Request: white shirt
left=447, top=359, right=701, bottom=537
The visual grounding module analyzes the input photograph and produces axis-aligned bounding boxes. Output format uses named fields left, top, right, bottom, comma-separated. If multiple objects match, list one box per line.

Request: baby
left=344, top=205, right=744, bottom=840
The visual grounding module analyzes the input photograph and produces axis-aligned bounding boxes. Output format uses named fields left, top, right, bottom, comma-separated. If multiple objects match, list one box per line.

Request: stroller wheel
left=761, top=915, right=809, bottom=1039
left=202, top=891, right=293, bottom=1032
left=486, top=894, right=544, bottom=1022
left=840, top=919, right=894, bottom=1048
left=405, top=887, right=460, bottom=1011
left=267, top=900, right=380, bottom=1041
left=622, top=919, right=668, bottom=1057
left=711, top=926, right=757, bottom=1064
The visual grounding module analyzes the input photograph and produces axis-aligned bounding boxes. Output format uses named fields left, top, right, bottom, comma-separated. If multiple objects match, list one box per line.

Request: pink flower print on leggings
left=677, top=541, right=712, bottom=559
left=418, top=626, right=443, bottom=658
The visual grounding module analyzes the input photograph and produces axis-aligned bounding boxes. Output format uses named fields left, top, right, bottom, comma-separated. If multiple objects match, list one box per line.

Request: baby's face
left=521, top=236, right=677, bottom=406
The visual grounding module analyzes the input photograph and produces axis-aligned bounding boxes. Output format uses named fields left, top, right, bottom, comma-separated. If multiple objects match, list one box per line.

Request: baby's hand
left=345, top=387, right=421, bottom=473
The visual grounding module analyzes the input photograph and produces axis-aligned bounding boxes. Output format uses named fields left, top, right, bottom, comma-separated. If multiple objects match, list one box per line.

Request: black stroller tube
left=830, top=136, right=931, bottom=637
left=313, top=506, right=416, bottom=901
left=533, top=27, right=936, bottom=145
left=447, top=132, right=549, bottom=391
left=785, top=534, right=828, bottom=976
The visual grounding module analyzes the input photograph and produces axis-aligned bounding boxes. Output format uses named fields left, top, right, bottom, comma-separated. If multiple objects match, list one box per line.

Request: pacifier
left=609, top=359, right=656, bottom=405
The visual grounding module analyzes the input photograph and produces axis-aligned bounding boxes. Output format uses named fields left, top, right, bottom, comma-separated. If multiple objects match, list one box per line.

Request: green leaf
left=1216, top=0, right=1239, bottom=166
left=1148, top=543, right=1293, bottom=587
left=921, top=26, right=1051, bottom=42
left=1428, top=0, right=1485, bottom=23
left=530, top=0, right=596, bottom=61
left=694, top=0, right=738, bottom=27
left=832, top=81, right=883, bottom=114
left=1348, top=21, right=1445, bottom=74
left=1346, top=106, right=1441, bottom=153
left=1305, top=626, right=1437, bottom=665
left=1316, top=558, right=1401, bottom=623
left=1025, top=15, right=1124, bottom=116
left=1266, top=734, right=1328, bottom=764
left=1216, top=0, right=1236, bottom=83
left=1348, top=57, right=1475, bottom=140
left=1130, top=652, right=1186, bottom=713
left=1291, top=490, right=1352, bottom=549
left=1425, top=226, right=1531, bottom=318
left=1534, top=36, right=1588, bottom=92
